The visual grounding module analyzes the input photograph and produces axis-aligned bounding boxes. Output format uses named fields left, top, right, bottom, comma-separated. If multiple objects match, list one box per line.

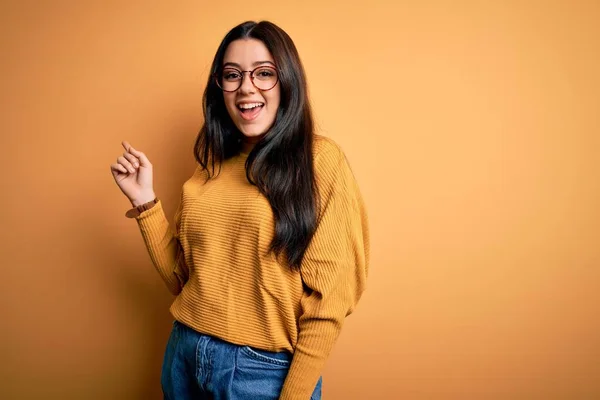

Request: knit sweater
left=132, top=135, right=369, bottom=399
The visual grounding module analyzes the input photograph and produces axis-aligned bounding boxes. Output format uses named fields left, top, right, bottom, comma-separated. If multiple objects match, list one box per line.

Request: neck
left=241, top=140, right=254, bottom=155
left=240, top=135, right=263, bottom=155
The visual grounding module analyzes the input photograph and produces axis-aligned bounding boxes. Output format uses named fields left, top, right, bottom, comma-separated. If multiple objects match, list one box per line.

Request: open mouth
left=237, top=102, right=264, bottom=121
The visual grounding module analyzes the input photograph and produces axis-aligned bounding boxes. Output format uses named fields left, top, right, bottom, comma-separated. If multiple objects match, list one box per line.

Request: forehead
left=223, top=38, right=274, bottom=66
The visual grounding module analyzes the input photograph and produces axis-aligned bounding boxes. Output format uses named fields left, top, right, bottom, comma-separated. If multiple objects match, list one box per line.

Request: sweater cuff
left=124, top=197, right=159, bottom=218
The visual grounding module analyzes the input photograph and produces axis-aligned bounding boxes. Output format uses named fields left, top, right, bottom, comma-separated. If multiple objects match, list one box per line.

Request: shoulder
left=312, top=135, right=358, bottom=195
left=312, top=134, right=346, bottom=171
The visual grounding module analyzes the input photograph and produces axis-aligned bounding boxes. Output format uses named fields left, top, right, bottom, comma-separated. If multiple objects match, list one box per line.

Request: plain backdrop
left=1, top=1, right=598, bottom=399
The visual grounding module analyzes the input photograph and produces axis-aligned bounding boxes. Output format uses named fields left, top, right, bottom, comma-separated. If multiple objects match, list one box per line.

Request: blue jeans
left=161, top=320, right=323, bottom=399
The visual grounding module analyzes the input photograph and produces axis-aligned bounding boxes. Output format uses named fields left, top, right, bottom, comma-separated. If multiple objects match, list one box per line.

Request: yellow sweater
left=133, top=135, right=369, bottom=399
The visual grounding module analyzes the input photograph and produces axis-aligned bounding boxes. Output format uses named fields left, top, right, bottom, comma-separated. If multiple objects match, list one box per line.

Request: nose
left=238, top=71, right=256, bottom=94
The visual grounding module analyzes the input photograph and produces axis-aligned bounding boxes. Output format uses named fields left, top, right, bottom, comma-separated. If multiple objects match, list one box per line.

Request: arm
left=279, top=146, right=370, bottom=399
left=132, top=195, right=189, bottom=295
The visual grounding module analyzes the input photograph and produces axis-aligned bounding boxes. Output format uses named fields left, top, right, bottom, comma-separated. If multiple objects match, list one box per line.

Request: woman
left=110, top=20, right=369, bottom=400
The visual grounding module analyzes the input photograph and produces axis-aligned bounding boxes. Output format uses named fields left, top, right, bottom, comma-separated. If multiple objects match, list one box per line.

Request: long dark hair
left=194, top=21, right=317, bottom=271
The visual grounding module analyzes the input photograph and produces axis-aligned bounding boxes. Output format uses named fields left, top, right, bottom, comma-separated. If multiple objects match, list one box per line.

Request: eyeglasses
left=214, top=65, right=279, bottom=92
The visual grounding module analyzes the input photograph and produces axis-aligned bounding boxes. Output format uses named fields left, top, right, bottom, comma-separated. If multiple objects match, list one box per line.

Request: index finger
left=122, top=140, right=150, bottom=166
left=122, top=141, right=134, bottom=153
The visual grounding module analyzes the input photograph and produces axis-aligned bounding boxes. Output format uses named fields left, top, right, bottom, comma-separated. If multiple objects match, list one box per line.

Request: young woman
left=110, top=20, right=369, bottom=400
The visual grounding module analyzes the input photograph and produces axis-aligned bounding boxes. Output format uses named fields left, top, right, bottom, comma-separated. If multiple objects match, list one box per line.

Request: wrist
left=131, top=193, right=156, bottom=207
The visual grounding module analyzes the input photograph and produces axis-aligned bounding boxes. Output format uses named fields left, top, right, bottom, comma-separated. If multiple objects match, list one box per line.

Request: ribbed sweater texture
left=133, top=135, right=369, bottom=399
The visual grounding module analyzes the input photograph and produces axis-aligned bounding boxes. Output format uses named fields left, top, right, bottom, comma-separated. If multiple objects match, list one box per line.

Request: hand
left=110, top=141, right=156, bottom=206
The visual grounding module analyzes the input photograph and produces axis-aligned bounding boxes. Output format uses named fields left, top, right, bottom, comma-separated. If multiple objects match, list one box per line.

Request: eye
left=223, top=69, right=241, bottom=81
left=253, top=67, right=277, bottom=82
left=256, top=68, right=274, bottom=77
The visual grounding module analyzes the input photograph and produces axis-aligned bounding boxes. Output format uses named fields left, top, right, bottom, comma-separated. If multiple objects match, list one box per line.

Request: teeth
left=238, top=103, right=263, bottom=110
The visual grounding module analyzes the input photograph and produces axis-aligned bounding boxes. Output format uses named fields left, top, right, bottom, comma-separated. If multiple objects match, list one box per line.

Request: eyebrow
left=222, top=61, right=275, bottom=69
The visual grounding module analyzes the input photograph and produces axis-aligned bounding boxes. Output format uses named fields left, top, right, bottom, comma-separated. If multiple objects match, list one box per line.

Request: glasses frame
left=213, top=65, right=279, bottom=92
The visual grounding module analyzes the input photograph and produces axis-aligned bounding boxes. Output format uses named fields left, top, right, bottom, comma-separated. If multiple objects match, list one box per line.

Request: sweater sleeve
left=134, top=195, right=189, bottom=295
left=279, top=143, right=370, bottom=399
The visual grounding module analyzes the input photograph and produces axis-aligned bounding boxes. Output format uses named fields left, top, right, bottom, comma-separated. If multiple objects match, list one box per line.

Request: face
left=221, top=38, right=281, bottom=143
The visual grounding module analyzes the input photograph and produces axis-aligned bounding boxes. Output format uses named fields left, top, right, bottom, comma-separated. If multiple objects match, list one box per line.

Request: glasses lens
left=220, top=68, right=242, bottom=91
left=252, top=67, right=278, bottom=90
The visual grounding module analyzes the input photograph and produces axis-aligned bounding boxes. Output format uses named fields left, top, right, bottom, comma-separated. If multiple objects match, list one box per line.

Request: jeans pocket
left=240, top=345, right=292, bottom=367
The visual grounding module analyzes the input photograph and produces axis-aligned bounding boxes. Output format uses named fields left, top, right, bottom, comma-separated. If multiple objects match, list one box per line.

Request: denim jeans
left=161, top=320, right=323, bottom=399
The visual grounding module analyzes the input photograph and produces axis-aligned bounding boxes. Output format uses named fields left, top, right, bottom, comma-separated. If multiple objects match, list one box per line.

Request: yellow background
left=1, top=1, right=598, bottom=399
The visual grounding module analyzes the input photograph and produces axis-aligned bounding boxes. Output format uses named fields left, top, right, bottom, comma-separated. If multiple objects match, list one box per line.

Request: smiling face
left=221, top=38, right=281, bottom=145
